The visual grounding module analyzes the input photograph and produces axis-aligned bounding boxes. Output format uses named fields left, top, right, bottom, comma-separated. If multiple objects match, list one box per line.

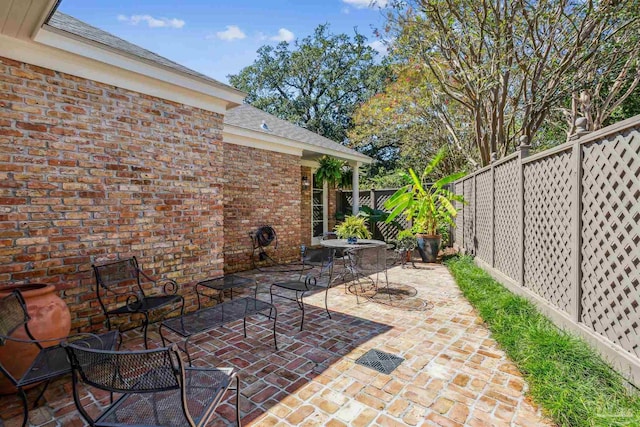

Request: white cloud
left=368, top=40, right=388, bottom=55
left=117, top=14, right=185, bottom=29
left=342, top=7, right=351, bottom=14
left=342, top=0, right=389, bottom=8
left=215, top=25, right=247, bottom=41
left=270, top=28, right=295, bottom=43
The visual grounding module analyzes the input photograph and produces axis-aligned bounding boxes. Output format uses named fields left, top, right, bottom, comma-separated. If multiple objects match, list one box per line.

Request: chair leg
left=299, top=291, right=306, bottom=331
left=271, top=305, right=278, bottom=350
left=235, top=375, right=242, bottom=427
left=324, top=288, right=332, bottom=319
left=142, top=312, right=150, bottom=350
left=18, top=388, right=28, bottom=427
left=33, top=379, right=51, bottom=408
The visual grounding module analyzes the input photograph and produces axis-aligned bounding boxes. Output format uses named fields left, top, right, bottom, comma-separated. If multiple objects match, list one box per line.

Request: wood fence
left=453, top=115, right=640, bottom=387
left=337, top=188, right=411, bottom=242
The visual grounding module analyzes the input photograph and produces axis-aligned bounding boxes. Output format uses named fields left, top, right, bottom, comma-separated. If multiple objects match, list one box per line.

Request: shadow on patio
left=0, top=263, right=552, bottom=427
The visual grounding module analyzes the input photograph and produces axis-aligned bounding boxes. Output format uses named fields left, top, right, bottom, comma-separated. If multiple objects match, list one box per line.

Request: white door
left=311, top=177, right=328, bottom=245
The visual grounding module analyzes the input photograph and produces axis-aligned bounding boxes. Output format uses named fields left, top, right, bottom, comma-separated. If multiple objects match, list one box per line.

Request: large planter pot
left=416, top=234, right=441, bottom=263
left=0, top=284, right=71, bottom=394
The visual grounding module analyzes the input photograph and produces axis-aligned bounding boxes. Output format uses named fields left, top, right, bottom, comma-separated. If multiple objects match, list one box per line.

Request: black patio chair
left=345, top=245, right=390, bottom=303
left=0, top=290, right=119, bottom=427
left=270, top=247, right=335, bottom=330
left=64, top=341, right=241, bottom=427
left=93, top=257, right=185, bottom=349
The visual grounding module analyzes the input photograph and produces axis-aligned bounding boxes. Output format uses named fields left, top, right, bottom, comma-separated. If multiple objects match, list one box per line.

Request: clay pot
left=0, top=284, right=71, bottom=394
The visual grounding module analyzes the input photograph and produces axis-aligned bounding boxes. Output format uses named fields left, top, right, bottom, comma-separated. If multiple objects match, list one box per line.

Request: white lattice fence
left=493, top=158, right=521, bottom=282
left=475, top=170, right=493, bottom=263
left=523, top=150, right=574, bottom=315
left=580, top=128, right=640, bottom=358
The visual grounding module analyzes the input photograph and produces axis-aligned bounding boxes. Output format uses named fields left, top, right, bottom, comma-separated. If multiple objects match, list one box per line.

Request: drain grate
left=355, top=349, right=404, bottom=374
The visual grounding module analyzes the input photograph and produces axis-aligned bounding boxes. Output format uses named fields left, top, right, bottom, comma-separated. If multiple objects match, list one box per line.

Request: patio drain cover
left=355, top=349, right=404, bottom=374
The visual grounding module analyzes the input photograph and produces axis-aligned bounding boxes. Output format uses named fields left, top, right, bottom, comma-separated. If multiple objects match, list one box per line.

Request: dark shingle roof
left=224, top=104, right=371, bottom=162
left=46, top=12, right=242, bottom=94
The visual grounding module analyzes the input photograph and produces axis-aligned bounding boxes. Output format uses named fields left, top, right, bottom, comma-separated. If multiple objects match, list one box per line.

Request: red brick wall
left=0, top=57, right=225, bottom=331
left=223, top=144, right=301, bottom=272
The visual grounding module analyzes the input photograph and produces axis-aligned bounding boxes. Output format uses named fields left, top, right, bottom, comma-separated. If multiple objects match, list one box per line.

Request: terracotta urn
left=0, top=284, right=71, bottom=394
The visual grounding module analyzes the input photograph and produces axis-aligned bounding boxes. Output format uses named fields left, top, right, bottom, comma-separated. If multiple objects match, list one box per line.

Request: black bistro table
left=160, top=296, right=278, bottom=365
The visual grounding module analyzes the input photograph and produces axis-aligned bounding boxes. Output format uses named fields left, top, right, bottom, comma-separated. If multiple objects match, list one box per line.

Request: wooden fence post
left=490, top=152, right=496, bottom=267
left=518, top=137, right=530, bottom=287
left=570, top=119, right=587, bottom=322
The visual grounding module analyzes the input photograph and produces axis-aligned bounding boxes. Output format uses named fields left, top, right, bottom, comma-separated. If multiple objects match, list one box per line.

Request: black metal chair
left=64, top=340, right=241, bottom=427
left=270, top=247, right=335, bottom=330
left=0, top=290, right=119, bottom=427
left=93, top=257, right=185, bottom=349
left=345, top=245, right=391, bottom=303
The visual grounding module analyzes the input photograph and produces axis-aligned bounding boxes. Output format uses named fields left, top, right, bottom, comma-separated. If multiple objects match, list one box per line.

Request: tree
left=349, top=62, right=476, bottom=181
left=561, top=6, right=640, bottom=134
left=385, top=0, right=639, bottom=165
left=228, top=24, right=389, bottom=143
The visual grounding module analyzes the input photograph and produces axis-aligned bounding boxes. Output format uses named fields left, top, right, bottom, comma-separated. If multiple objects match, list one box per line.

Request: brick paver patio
left=0, top=262, right=553, bottom=426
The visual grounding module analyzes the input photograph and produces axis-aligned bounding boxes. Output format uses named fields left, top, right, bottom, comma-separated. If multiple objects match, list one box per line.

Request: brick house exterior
left=0, top=4, right=371, bottom=331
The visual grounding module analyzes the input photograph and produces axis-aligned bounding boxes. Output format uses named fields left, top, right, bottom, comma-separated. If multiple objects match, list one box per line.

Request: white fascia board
left=0, top=29, right=242, bottom=115
left=300, top=160, right=319, bottom=169
left=224, top=124, right=372, bottom=164
left=224, top=126, right=303, bottom=156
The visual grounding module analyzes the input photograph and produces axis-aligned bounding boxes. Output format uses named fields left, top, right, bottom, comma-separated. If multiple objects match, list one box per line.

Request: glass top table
left=320, top=238, right=387, bottom=249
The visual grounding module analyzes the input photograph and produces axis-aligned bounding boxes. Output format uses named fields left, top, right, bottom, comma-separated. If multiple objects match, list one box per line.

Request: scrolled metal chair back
left=0, top=290, right=30, bottom=346
left=65, top=343, right=183, bottom=394
left=347, top=245, right=386, bottom=275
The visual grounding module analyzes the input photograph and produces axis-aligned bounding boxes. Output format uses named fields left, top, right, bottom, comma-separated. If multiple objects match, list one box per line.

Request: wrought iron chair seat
left=270, top=278, right=330, bottom=292
left=0, top=290, right=120, bottom=427
left=64, top=341, right=240, bottom=427
left=93, top=256, right=185, bottom=349
left=270, top=247, right=335, bottom=330
left=106, top=294, right=182, bottom=315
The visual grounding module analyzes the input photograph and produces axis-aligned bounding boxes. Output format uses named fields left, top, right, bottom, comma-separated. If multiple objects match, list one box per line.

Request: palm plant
left=384, top=148, right=465, bottom=236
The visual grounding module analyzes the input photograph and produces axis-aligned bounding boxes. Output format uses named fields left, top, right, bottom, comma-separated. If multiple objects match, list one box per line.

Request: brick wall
left=0, top=57, right=225, bottom=331
left=223, top=144, right=302, bottom=272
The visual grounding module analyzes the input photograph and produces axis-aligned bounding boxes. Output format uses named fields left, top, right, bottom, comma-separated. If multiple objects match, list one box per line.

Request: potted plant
left=396, top=229, right=418, bottom=262
left=384, top=148, right=465, bottom=262
left=334, top=215, right=372, bottom=242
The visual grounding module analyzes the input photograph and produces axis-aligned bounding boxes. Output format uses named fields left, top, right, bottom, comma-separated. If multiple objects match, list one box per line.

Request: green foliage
left=349, top=63, right=478, bottom=178
left=334, top=215, right=372, bottom=239
left=446, top=256, right=640, bottom=427
left=358, top=205, right=401, bottom=228
left=384, top=148, right=465, bottom=235
left=315, top=156, right=344, bottom=187
left=396, top=229, right=417, bottom=251
left=228, top=24, right=389, bottom=143
left=384, top=0, right=639, bottom=164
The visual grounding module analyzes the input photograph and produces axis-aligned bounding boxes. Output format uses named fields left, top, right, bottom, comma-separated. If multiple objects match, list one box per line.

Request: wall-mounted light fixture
left=301, top=175, right=310, bottom=189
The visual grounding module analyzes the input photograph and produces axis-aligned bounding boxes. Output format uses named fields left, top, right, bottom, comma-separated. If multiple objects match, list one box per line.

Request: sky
left=57, top=0, right=390, bottom=85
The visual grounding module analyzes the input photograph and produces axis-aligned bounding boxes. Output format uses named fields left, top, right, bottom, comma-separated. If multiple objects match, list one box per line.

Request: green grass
left=445, top=256, right=640, bottom=427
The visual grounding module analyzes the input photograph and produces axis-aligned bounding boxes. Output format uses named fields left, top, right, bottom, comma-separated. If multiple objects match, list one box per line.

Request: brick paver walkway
left=0, top=263, right=553, bottom=426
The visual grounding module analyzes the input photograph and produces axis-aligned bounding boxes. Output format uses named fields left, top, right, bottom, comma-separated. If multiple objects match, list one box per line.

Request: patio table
left=320, top=238, right=387, bottom=249
left=320, top=239, right=387, bottom=287
left=160, top=296, right=278, bottom=365
left=195, top=274, right=257, bottom=308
